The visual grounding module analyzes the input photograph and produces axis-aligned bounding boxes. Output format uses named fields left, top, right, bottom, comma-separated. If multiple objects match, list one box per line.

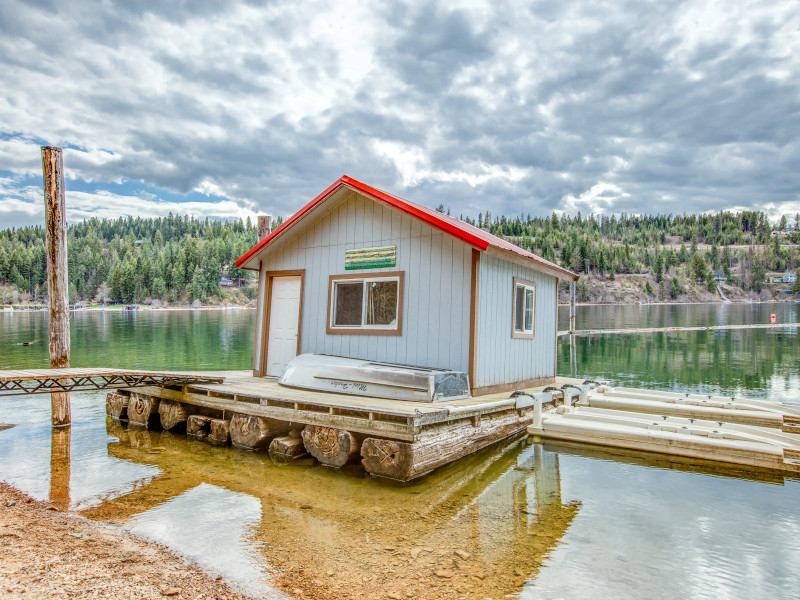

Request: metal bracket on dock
left=512, top=392, right=553, bottom=429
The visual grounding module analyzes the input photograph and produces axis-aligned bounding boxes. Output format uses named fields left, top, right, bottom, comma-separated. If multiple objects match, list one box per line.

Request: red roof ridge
left=236, top=175, right=578, bottom=281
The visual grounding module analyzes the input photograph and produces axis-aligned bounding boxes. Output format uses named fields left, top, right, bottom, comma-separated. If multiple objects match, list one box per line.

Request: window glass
left=515, top=286, right=525, bottom=332
left=524, top=288, right=534, bottom=331
left=333, top=282, right=363, bottom=326
left=366, top=280, right=398, bottom=326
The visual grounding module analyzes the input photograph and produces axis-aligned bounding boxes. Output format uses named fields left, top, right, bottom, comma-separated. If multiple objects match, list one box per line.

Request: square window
left=328, top=272, right=404, bottom=335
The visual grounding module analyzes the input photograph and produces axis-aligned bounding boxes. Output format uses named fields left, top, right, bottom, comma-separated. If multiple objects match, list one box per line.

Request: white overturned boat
left=278, top=354, right=471, bottom=402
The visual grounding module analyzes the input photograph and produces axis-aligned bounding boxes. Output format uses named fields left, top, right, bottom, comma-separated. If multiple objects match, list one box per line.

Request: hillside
left=1, top=210, right=798, bottom=307
left=0, top=214, right=268, bottom=306
left=464, top=209, right=800, bottom=303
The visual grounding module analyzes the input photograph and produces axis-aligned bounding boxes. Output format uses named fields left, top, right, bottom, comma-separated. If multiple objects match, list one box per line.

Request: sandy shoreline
left=0, top=482, right=284, bottom=600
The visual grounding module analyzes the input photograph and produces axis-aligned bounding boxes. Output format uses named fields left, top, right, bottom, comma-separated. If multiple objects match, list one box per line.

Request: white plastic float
left=526, top=386, right=800, bottom=473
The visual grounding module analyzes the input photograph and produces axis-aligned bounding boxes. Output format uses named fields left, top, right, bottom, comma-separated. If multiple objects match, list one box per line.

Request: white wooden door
left=266, top=276, right=302, bottom=376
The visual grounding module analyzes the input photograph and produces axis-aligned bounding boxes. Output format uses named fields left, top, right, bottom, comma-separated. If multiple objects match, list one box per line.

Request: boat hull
left=278, top=354, right=470, bottom=402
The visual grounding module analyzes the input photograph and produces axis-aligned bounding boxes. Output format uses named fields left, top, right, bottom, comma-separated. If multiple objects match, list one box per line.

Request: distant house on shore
left=770, top=273, right=796, bottom=284
left=713, top=270, right=726, bottom=283
left=235, top=175, right=579, bottom=396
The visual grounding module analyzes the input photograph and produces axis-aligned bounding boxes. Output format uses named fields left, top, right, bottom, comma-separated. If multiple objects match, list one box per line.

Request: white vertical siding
left=474, top=254, right=557, bottom=388
left=258, top=190, right=472, bottom=372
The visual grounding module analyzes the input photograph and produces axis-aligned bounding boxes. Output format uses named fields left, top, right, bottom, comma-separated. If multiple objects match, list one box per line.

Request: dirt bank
left=0, top=482, right=270, bottom=600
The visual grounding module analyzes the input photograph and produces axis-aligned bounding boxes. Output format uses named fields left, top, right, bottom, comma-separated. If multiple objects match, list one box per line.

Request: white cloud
left=0, top=176, right=256, bottom=229
left=561, top=181, right=631, bottom=215
left=0, top=0, right=798, bottom=227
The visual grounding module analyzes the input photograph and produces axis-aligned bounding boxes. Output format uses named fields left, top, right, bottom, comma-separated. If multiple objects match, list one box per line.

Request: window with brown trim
left=512, top=277, right=536, bottom=339
left=327, top=271, right=404, bottom=335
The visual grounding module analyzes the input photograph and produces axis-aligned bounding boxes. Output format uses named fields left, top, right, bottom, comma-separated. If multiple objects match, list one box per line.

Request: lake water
left=0, top=304, right=799, bottom=599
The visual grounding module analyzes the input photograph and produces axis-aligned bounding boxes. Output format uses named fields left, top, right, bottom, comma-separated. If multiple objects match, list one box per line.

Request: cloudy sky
left=1, top=0, right=799, bottom=229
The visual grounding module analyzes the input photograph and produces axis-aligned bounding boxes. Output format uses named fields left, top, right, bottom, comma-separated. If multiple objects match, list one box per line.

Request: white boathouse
left=236, top=176, right=578, bottom=396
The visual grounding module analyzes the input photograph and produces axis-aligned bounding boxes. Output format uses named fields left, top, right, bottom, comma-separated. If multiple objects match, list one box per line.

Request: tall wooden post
left=42, top=146, right=71, bottom=427
left=569, top=280, right=576, bottom=334
left=257, top=214, right=272, bottom=240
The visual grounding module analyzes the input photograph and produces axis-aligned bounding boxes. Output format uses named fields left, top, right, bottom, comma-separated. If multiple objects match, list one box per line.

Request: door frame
left=255, top=269, right=305, bottom=377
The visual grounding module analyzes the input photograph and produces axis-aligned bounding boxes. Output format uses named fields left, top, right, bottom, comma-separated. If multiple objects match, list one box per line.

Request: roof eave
left=235, top=179, right=347, bottom=270
left=484, top=246, right=580, bottom=281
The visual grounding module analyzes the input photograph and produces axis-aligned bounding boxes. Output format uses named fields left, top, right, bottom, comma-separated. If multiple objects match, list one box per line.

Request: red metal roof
left=236, top=175, right=578, bottom=280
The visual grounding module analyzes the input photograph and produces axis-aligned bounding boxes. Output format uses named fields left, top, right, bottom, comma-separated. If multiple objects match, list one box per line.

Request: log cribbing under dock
left=557, top=321, right=800, bottom=337
left=0, top=368, right=225, bottom=396
left=105, top=371, right=587, bottom=481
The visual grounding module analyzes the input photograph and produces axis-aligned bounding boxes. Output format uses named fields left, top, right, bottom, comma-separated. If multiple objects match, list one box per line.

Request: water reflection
left=560, top=327, right=800, bottom=404
left=558, top=301, right=800, bottom=332
left=0, top=392, right=160, bottom=510
left=0, top=309, right=255, bottom=371
left=522, top=446, right=800, bottom=600
left=92, top=420, right=579, bottom=599
left=49, top=427, right=71, bottom=510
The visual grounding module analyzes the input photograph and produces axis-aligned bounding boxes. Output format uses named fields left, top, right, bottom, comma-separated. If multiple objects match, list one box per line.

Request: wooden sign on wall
left=345, top=246, right=397, bottom=270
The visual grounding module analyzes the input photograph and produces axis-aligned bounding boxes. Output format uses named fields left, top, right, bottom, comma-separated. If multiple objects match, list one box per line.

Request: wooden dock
left=105, top=371, right=588, bottom=482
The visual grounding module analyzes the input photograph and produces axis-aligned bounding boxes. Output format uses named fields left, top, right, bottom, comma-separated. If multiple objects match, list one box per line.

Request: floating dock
left=5, top=367, right=799, bottom=480
left=104, top=371, right=588, bottom=482
left=528, top=385, right=800, bottom=474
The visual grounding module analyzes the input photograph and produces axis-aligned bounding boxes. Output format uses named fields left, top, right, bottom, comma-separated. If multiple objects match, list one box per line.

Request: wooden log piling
left=159, top=399, right=189, bottom=431
left=106, top=392, right=129, bottom=420
left=127, top=393, right=160, bottom=427
left=302, top=425, right=363, bottom=467
left=229, top=413, right=290, bottom=450
left=187, top=415, right=213, bottom=440
left=42, top=146, right=71, bottom=428
left=269, top=433, right=308, bottom=462
left=361, top=409, right=532, bottom=481
left=257, top=215, right=272, bottom=240
left=209, top=419, right=231, bottom=444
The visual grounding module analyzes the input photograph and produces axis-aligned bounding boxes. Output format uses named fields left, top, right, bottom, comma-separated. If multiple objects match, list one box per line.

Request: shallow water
left=1, top=306, right=799, bottom=599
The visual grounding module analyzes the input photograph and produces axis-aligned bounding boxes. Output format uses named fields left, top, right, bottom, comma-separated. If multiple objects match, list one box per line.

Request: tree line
left=1, top=208, right=798, bottom=305
left=457, top=209, right=800, bottom=297
left=0, top=214, right=271, bottom=305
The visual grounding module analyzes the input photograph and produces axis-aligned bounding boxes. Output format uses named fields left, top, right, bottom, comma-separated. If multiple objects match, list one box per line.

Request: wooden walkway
left=0, top=368, right=225, bottom=396
left=558, top=322, right=800, bottom=337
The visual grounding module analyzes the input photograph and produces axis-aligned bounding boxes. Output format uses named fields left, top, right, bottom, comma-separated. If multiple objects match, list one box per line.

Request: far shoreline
left=2, top=298, right=797, bottom=312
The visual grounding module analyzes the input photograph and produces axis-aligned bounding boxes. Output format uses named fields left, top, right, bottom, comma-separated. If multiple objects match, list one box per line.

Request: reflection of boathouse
left=83, top=422, right=579, bottom=600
